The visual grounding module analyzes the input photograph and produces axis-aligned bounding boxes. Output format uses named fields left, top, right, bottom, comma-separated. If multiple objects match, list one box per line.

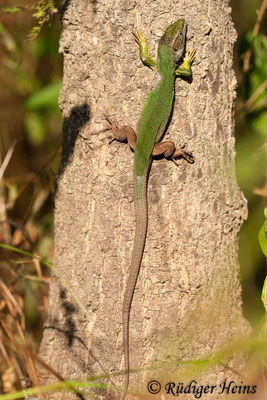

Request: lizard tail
left=122, top=170, right=149, bottom=400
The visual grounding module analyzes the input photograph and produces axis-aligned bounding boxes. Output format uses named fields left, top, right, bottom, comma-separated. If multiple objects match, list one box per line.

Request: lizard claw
left=132, top=30, right=146, bottom=46
left=104, top=114, right=119, bottom=129
left=104, top=114, right=120, bottom=143
left=104, top=113, right=114, bottom=126
left=184, top=49, right=196, bottom=63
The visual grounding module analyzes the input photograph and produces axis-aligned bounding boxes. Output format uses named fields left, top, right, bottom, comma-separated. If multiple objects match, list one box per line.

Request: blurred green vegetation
left=0, top=0, right=266, bottom=396
left=0, top=1, right=62, bottom=393
left=231, top=0, right=267, bottom=327
left=0, top=0, right=62, bottom=254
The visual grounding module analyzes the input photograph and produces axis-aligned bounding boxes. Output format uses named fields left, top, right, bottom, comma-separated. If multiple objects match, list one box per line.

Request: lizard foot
left=132, top=30, right=147, bottom=47
left=184, top=49, right=196, bottom=64
left=171, top=145, right=194, bottom=165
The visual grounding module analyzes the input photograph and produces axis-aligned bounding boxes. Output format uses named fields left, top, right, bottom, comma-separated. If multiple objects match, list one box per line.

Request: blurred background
left=0, top=0, right=266, bottom=396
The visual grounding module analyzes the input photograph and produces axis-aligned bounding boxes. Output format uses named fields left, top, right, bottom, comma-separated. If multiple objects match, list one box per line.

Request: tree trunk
left=39, top=0, right=250, bottom=399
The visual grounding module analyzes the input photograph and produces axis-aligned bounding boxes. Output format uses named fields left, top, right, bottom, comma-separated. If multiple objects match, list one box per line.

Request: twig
left=0, top=140, right=17, bottom=181
left=243, top=0, right=267, bottom=74
left=244, top=79, right=267, bottom=111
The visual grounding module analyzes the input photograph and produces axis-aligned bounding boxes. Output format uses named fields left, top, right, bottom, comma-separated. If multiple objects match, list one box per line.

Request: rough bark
left=39, top=0, right=250, bottom=399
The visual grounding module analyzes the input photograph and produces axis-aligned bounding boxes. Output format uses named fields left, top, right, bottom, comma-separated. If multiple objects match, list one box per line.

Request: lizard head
left=159, top=19, right=187, bottom=63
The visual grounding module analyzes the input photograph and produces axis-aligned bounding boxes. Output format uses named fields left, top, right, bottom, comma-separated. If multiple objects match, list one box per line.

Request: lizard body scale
left=107, top=19, right=195, bottom=399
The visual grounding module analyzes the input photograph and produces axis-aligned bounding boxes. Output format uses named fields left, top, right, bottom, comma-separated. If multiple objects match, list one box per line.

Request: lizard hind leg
left=152, top=140, right=194, bottom=165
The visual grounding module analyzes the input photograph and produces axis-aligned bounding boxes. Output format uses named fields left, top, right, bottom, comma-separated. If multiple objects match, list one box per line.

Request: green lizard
left=107, top=19, right=195, bottom=399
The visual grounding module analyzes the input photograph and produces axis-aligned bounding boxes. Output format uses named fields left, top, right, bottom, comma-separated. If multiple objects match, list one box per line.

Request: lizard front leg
left=133, top=30, right=156, bottom=69
left=175, top=49, right=196, bottom=77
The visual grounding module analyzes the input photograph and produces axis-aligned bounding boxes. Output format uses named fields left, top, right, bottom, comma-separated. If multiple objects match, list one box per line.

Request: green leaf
left=2, top=7, right=20, bottom=14
left=24, top=112, right=46, bottom=145
left=24, top=81, right=62, bottom=110
left=33, top=9, right=45, bottom=19
left=259, top=221, right=267, bottom=257
left=28, top=25, right=41, bottom=39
